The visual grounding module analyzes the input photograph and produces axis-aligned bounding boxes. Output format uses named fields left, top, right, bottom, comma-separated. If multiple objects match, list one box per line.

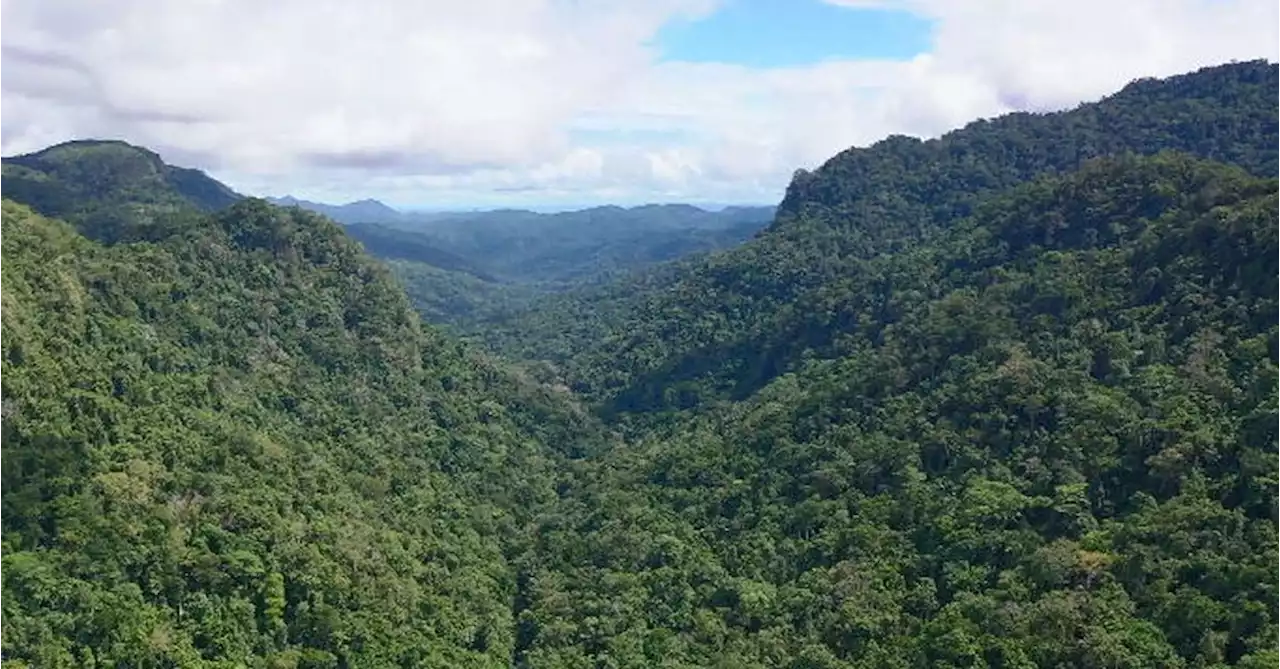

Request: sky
left=2, top=0, right=1277, bottom=210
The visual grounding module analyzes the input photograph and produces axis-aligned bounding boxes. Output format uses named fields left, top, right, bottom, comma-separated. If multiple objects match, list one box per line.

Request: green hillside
left=340, top=222, right=498, bottom=282
left=1, top=140, right=242, bottom=243
left=1, top=198, right=607, bottom=667
left=385, top=259, right=543, bottom=326
left=2, top=59, right=1276, bottom=669
left=474, top=60, right=1279, bottom=420
left=506, top=152, right=1279, bottom=667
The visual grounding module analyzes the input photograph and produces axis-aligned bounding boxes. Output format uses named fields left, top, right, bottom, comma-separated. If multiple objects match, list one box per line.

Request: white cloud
left=1, top=0, right=714, bottom=172
left=903, top=0, right=1280, bottom=109
left=1, top=0, right=1276, bottom=207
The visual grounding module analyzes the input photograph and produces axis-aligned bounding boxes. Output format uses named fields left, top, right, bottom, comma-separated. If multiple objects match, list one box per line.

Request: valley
left=273, top=199, right=777, bottom=329
left=1, top=60, right=1277, bottom=668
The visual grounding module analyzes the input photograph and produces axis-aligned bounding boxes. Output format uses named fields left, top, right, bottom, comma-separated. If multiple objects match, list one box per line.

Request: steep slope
left=1, top=199, right=608, bottom=667
left=511, top=153, right=1279, bottom=668
left=1, top=140, right=242, bottom=243
left=476, top=60, right=1279, bottom=418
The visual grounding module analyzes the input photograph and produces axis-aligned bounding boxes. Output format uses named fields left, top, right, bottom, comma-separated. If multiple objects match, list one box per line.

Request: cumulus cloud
left=888, top=0, right=1280, bottom=109
left=1, top=0, right=1276, bottom=207
left=3, top=0, right=709, bottom=170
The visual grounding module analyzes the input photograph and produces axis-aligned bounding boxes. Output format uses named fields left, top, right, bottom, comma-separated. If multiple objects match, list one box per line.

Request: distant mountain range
left=1, top=141, right=778, bottom=327
left=336, top=202, right=778, bottom=324
left=265, top=194, right=776, bottom=230
left=265, top=195, right=404, bottom=224
left=380, top=203, right=778, bottom=284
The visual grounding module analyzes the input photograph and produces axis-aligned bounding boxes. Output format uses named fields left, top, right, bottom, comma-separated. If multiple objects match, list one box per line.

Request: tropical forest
left=1, top=58, right=1277, bottom=668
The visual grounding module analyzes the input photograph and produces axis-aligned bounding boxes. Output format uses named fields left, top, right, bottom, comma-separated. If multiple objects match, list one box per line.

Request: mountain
left=2, top=140, right=241, bottom=212
left=1, top=196, right=607, bottom=667
left=475, top=60, right=1280, bottom=417
left=509, top=152, right=1279, bottom=667
left=3, top=59, right=1277, bottom=669
left=2, top=140, right=241, bottom=243
left=267, top=195, right=403, bottom=224
left=462, top=59, right=1279, bottom=666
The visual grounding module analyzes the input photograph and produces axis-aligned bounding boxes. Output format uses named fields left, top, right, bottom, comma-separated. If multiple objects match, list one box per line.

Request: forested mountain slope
left=474, top=60, right=1279, bottom=418
left=2, top=58, right=1276, bottom=669
left=0, top=198, right=609, bottom=667
left=383, top=259, right=546, bottom=327
left=509, top=153, right=1279, bottom=668
left=2, top=140, right=242, bottom=243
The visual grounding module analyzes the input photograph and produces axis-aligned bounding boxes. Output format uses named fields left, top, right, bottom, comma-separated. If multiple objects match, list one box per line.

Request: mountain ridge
left=776, top=59, right=1278, bottom=237
left=474, top=59, right=1280, bottom=418
left=506, top=152, right=1279, bottom=666
left=268, top=196, right=776, bottom=227
left=2, top=59, right=1276, bottom=668
left=2, top=139, right=242, bottom=211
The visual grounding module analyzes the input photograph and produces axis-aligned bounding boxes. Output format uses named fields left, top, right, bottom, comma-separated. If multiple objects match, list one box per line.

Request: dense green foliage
left=385, top=259, right=543, bottom=326
left=1, top=199, right=607, bottom=667
left=2, top=140, right=241, bottom=243
left=3, top=60, right=1277, bottom=668
left=508, top=153, right=1279, bottom=667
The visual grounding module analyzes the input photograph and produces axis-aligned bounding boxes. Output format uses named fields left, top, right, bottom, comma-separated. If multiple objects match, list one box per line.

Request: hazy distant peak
left=264, top=195, right=402, bottom=224
left=342, top=198, right=401, bottom=216
left=347, top=197, right=395, bottom=208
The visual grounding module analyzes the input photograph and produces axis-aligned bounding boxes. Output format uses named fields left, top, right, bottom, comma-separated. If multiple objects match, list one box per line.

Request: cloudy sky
left=3, top=0, right=1277, bottom=210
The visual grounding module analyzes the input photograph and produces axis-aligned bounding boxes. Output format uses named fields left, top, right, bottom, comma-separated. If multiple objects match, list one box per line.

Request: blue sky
left=654, top=0, right=934, bottom=67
